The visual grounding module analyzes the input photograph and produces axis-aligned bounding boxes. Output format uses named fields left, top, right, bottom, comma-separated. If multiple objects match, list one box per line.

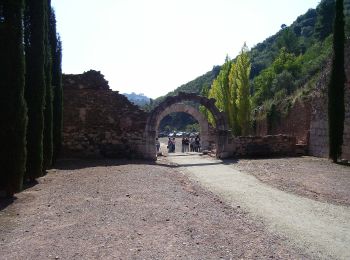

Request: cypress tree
left=24, top=0, right=46, bottom=181
left=51, top=10, right=63, bottom=164
left=328, top=0, right=345, bottom=162
left=315, top=0, right=336, bottom=40
left=43, top=0, right=53, bottom=171
left=0, top=0, right=27, bottom=196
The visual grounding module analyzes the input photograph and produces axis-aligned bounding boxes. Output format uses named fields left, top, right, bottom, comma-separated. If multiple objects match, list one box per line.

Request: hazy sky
left=51, top=0, right=320, bottom=99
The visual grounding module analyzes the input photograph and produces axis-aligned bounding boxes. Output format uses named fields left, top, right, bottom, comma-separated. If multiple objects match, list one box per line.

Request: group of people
left=156, top=135, right=201, bottom=154
left=189, top=135, right=201, bottom=152
left=180, top=135, right=201, bottom=153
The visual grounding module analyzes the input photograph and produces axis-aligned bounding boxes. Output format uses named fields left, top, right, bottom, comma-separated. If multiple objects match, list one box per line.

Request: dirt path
left=0, top=159, right=307, bottom=259
left=167, top=153, right=350, bottom=260
left=228, top=157, right=350, bottom=206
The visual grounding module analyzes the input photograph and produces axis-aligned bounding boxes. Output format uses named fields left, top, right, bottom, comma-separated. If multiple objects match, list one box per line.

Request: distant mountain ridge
left=123, top=92, right=150, bottom=107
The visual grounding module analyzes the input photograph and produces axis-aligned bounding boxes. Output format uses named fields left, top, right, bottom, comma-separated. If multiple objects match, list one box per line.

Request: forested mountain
left=150, top=66, right=221, bottom=108
left=123, top=92, right=150, bottom=107
left=151, top=0, right=350, bottom=132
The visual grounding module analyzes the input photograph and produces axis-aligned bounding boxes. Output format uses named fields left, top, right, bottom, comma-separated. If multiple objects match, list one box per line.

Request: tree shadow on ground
left=53, top=156, right=238, bottom=171
left=0, top=197, right=17, bottom=211
left=53, top=155, right=306, bottom=171
left=22, top=180, right=39, bottom=191
left=53, top=158, right=160, bottom=171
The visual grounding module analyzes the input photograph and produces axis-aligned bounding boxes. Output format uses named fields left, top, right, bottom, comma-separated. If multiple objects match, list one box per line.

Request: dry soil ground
left=0, top=154, right=349, bottom=259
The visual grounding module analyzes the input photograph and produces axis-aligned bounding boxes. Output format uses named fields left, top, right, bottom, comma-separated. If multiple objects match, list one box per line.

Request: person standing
left=167, top=138, right=172, bottom=153
left=172, top=137, right=176, bottom=152
left=190, top=137, right=194, bottom=152
left=156, top=138, right=160, bottom=153
left=181, top=137, right=185, bottom=153
left=185, top=137, right=190, bottom=152
left=195, top=135, right=201, bottom=152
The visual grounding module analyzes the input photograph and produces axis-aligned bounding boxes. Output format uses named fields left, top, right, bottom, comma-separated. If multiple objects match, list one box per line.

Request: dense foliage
left=235, top=45, right=252, bottom=135
left=204, top=45, right=251, bottom=135
left=159, top=112, right=197, bottom=132
left=0, top=0, right=62, bottom=196
left=43, top=0, right=53, bottom=171
left=0, top=0, right=27, bottom=196
left=51, top=9, right=63, bottom=164
left=24, top=0, right=47, bottom=180
left=328, top=0, right=345, bottom=162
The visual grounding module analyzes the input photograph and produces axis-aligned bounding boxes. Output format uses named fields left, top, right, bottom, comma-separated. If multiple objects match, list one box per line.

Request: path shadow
left=156, top=161, right=228, bottom=168
left=54, top=158, right=161, bottom=171
left=53, top=153, right=244, bottom=170
left=22, top=179, right=39, bottom=191
left=0, top=197, right=17, bottom=211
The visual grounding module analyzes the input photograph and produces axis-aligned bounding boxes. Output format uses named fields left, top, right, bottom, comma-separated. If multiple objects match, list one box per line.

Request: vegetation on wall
left=328, top=0, right=345, bottom=162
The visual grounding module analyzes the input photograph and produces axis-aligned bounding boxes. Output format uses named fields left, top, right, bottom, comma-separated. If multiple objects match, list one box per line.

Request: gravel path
left=167, top=153, right=350, bottom=260
left=227, top=157, right=350, bottom=206
left=0, top=159, right=306, bottom=259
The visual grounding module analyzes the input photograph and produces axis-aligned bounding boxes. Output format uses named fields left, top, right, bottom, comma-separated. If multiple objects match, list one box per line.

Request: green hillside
left=147, top=65, right=221, bottom=110
left=150, top=0, right=349, bottom=132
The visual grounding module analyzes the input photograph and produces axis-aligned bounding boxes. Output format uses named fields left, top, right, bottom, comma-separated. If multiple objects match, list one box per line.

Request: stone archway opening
left=144, top=92, right=231, bottom=160
left=156, top=104, right=211, bottom=152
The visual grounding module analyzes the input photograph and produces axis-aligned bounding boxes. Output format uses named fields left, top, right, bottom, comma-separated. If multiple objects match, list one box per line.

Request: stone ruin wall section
left=234, top=135, right=296, bottom=157
left=255, top=100, right=311, bottom=144
left=309, top=41, right=350, bottom=160
left=308, top=70, right=330, bottom=158
left=62, top=71, right=149, bottom=159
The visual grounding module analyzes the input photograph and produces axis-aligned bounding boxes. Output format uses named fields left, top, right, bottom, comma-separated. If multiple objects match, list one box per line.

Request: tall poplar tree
left=236, top=44, right=252, bottom=136
left=208, top=57, right=234, bottom=130
left=208, top=44, right=252, bottom=136
left=50, top=9, right=63, bottom=164
left=0, top=0, right=27, bottom=196
left=24, top=0, right=46, bottom=181
left=228, top=63, right=241, bottom=135
left=43, top=0, right=53, bottom=171
left=328, top=0, right=345, bottom=162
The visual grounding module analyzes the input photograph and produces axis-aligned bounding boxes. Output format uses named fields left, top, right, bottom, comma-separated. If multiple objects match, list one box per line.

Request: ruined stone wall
left=62, top=70, right=148, bottom=159
left=309, top=41, right=350, bottom=160
left=255, top=100, right=311, bottom=144
left=234, top=135, right=296, bottom=157
left=308, top=71, right=329, bottom=157
left=254, top=42, right=350, bottom=160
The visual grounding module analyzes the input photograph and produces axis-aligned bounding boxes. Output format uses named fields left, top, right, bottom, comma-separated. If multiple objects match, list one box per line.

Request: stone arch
left=156, top=103, right=210, bottom=150
left=144, top=92, right=231, bottom=160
